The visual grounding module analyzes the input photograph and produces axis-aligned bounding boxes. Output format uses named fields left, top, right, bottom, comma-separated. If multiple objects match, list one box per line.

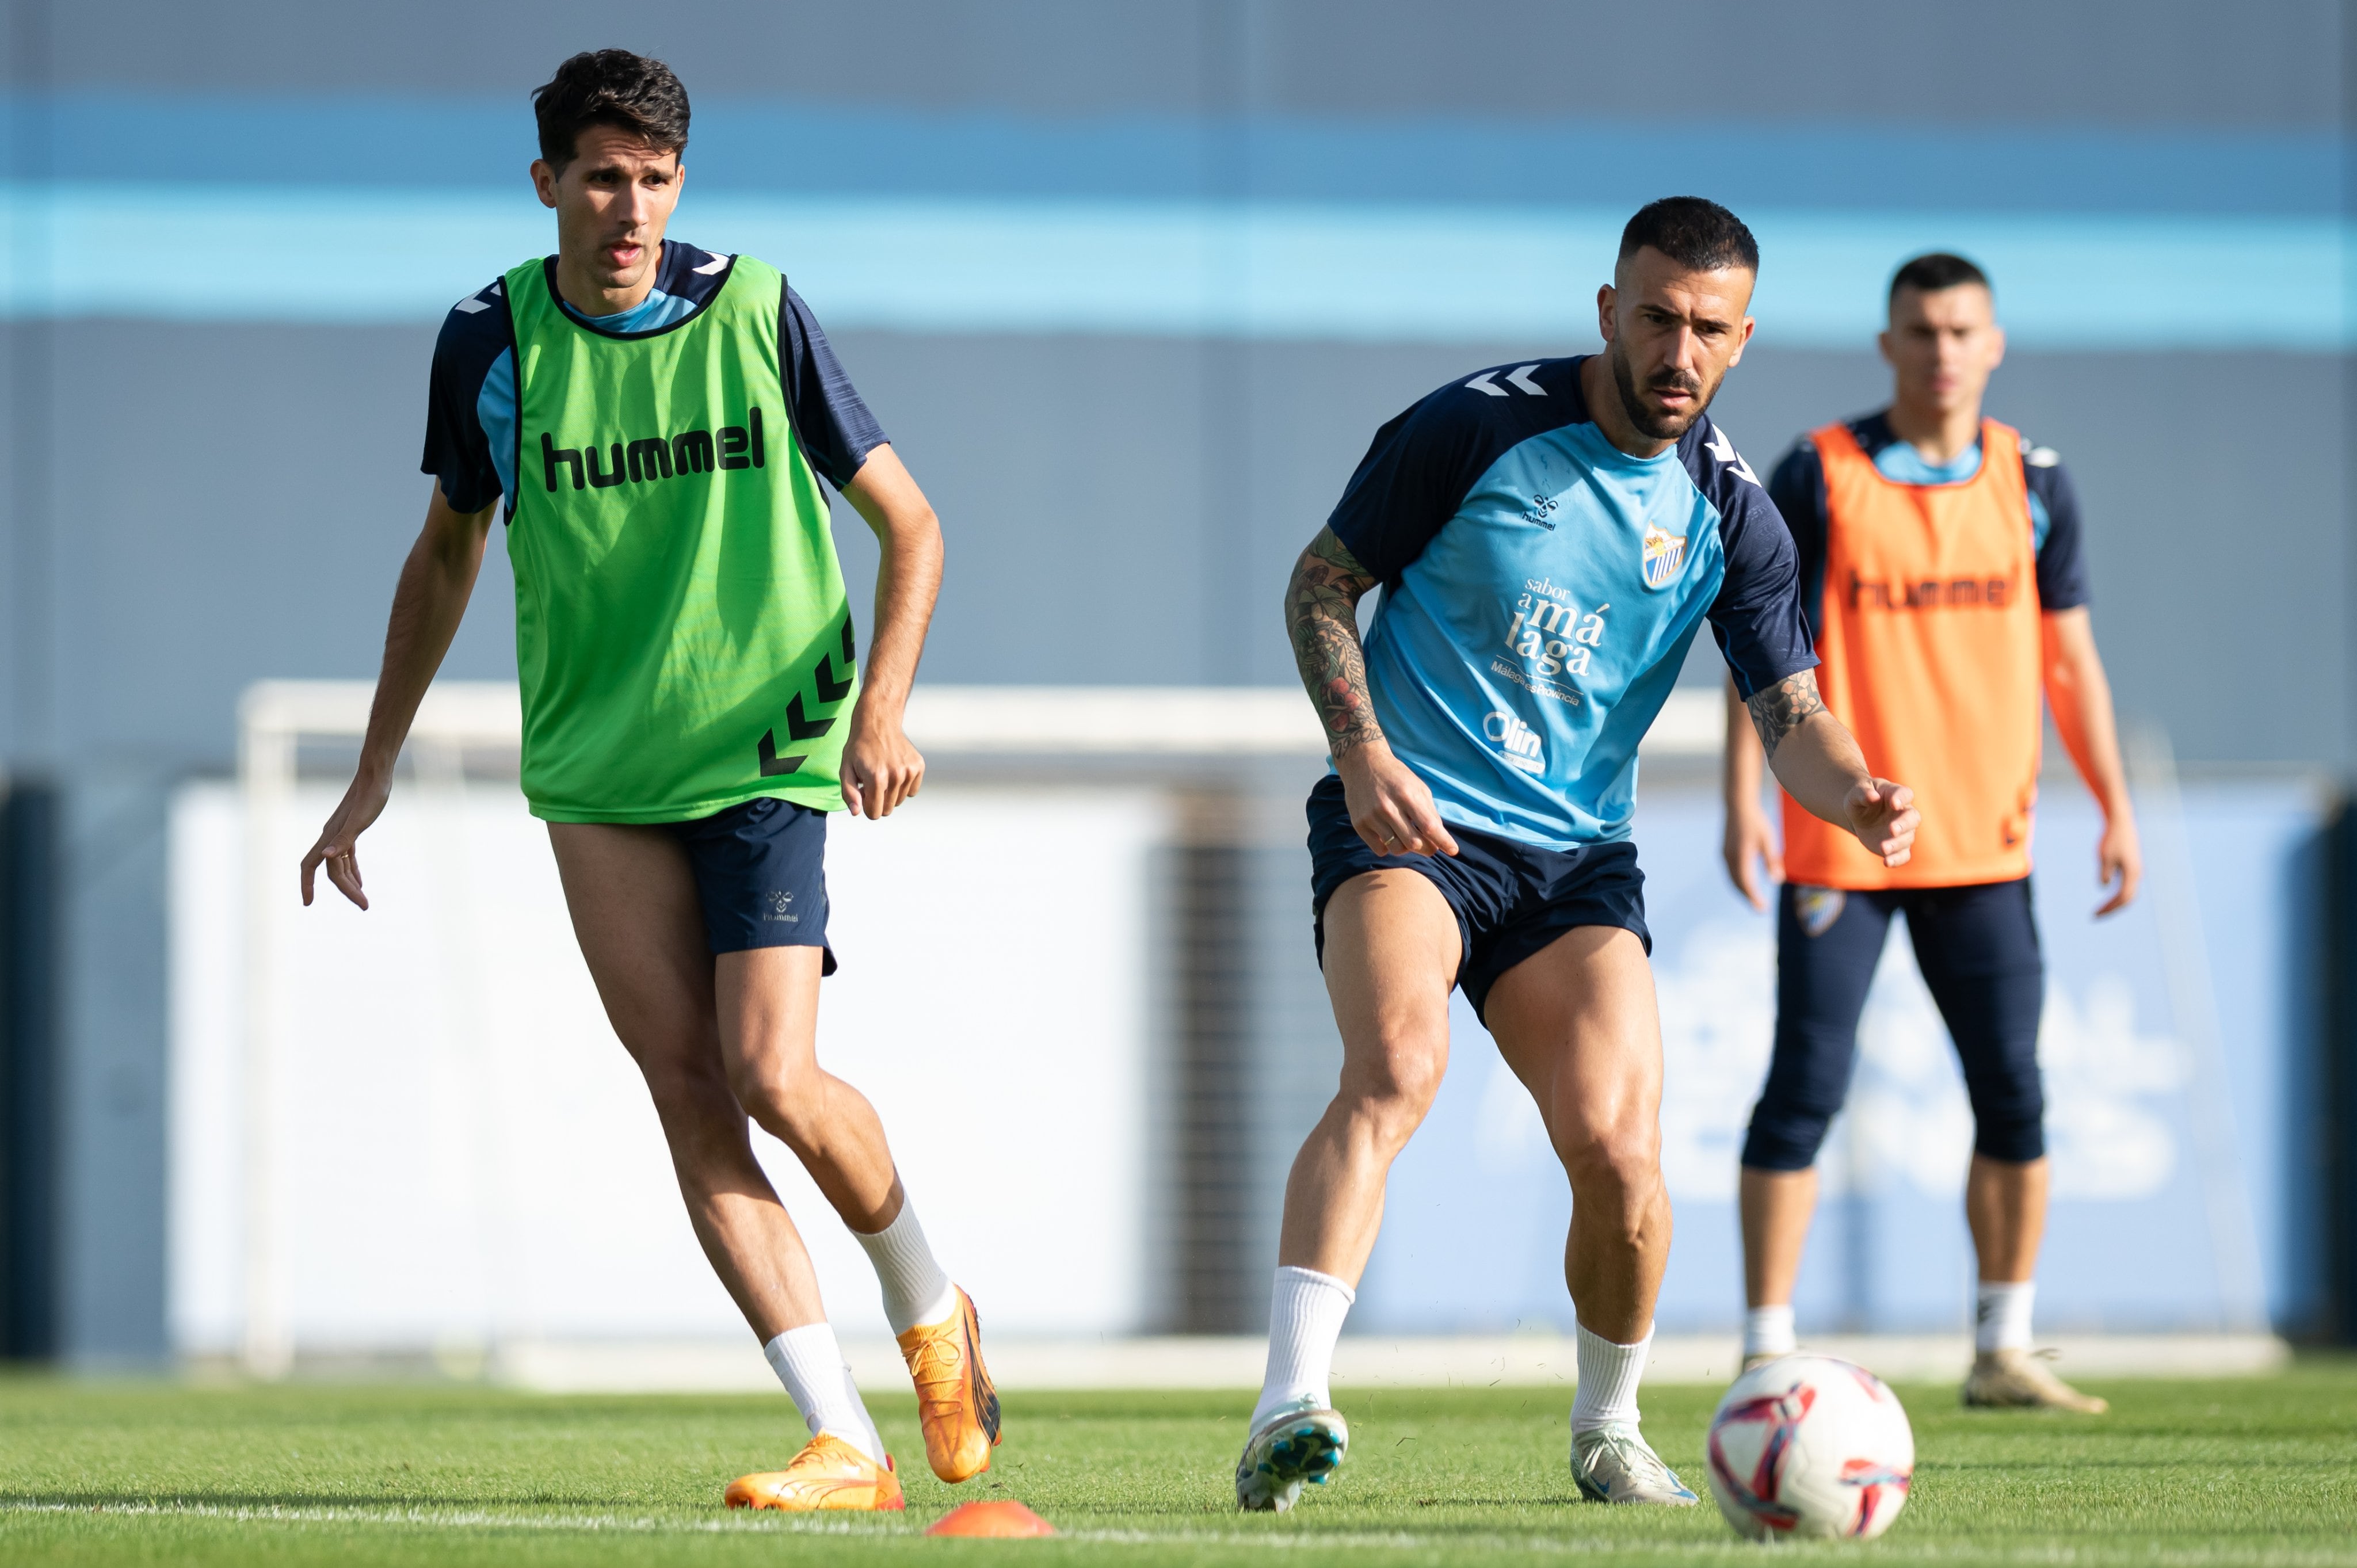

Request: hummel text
left=1848, top=570, right=2012, bottom=611
left=542, top=407, right=768, bottom=492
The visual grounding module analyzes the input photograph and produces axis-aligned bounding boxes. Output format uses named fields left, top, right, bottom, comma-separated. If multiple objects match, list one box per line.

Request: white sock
left=853, top=1201, right=957, bottom=1336
left=1975, top=1280, right=2035, bottom=1353
left=1249, top=1265, right=1355, bottom=1429
left=1743, top=1304, right=1797, bottom=1361
left=1570, top=1322, right=1652, bottom=1434
left=763, top=1322, right=884, bottom=1464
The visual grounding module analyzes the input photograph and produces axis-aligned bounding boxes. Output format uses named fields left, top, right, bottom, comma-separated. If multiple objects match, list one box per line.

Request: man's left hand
left=1844, top=778, right=1920, bottom=867
left=2095, top=812, right=2142, bottom=917
left=840, top=705, right=925, bottom=819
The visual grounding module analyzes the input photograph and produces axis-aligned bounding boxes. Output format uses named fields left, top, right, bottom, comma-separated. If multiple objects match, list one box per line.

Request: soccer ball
left=1704, top=1354, right=1914, bottom=1540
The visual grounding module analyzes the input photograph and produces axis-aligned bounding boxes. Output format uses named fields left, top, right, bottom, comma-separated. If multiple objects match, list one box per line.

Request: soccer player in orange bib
left=1721, top=254, right=2139, bottom=1411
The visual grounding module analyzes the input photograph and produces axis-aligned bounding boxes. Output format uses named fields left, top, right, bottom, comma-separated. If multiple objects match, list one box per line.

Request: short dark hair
left=1616, top=197, right=1759, bottom=274
left=532, top=50, right=690, bottom=170
left=1889, top=252, right=1990, bottom=303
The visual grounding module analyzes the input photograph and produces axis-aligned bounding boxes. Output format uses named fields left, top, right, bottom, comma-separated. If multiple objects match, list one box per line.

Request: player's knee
left=1970, top=1097, right=2046, bottom=1163
left=1740, top=1099, right=1836, bottom=1173
left=1963, top=1061, right=2045, bottom=1163
left=1558, top=1113, right=1660, bottom=1200
left=726, top=1060, right=824, bottom=1147
left=1338, top=1041, right=1447, bottom=1148
left=639, top=1048, right=732, bottom=1120
left=639, top=1056, right=754, bottom=1174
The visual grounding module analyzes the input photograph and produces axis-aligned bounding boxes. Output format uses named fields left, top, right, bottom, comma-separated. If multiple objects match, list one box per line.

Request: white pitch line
left=0, top=1499, right=856, bottom=1536
left=2, top=1498, right=2344, bottom=1565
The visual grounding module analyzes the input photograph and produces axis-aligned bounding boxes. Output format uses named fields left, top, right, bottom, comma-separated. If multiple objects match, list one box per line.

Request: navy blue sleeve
left=1764, top=439, right=1829, bottom=636
left=1685, top=418, right=1816, bottom=699
left=1326, top=357, right=1589, bottom=583
left=1325, top=390, right=1489, bottom=585
left=2024, top=447, right=2090, bottom=611
left=419, top=279, right=512, bottom=513
left=779, top=284, right=887, bottom=490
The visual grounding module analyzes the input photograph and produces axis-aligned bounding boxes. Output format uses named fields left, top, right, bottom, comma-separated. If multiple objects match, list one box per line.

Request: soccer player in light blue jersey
left=1239, top=199, right=1921, bottom=1510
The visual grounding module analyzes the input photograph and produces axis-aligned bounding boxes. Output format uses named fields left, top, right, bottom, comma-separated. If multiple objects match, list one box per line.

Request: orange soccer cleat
left=897, top=1287, right=1002, bottom=1483
left=723, top=1433, right=906, bottom=1512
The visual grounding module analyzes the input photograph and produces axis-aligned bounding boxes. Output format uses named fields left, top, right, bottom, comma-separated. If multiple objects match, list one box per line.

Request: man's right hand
left=301, top=770, right=392, bottom=910
left=1843, top=777, right=1920, bottom=868
left=298, top=489, right=493, bottom=914
left=1337, top=742, right=1459, bottom=859
left=1722, top=798, right=1783, bottom=911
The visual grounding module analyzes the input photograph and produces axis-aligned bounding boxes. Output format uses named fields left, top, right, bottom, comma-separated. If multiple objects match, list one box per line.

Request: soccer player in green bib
left=300, top=51, right=994, bottom=1512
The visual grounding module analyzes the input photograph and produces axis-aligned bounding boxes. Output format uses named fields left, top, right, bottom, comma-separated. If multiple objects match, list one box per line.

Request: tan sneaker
left=1962, top=1348, right=2109, bottom=1413
left=1740, top=1352, right=1785, bottom=1375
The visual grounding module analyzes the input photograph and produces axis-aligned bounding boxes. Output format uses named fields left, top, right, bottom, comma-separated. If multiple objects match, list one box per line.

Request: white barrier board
left=170, top=780, right=1169, bottom=1357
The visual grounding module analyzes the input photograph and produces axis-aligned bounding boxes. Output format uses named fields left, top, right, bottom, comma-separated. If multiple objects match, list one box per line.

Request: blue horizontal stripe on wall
left=2, top=90, right=2343, bottom=217
left=1, top=183, right=2344, bottom=350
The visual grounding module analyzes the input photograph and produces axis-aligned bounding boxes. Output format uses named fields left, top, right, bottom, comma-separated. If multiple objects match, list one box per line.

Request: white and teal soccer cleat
left=1234, top=1399, right=1349, bottom=1512
left=1570, top=1422, right=1700, bottom=1505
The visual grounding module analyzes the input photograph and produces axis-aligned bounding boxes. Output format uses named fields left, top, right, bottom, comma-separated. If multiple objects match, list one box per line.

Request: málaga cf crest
left=1642, top=523, right=1689, bottom=589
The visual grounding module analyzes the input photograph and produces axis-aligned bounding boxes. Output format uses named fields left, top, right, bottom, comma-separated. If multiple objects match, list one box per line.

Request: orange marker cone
left=925, top=1500, right=1055, bottom=1538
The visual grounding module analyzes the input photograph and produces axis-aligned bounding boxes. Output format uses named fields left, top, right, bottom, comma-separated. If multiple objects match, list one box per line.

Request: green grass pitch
left=1, top=1362, right=2352, bottom=1565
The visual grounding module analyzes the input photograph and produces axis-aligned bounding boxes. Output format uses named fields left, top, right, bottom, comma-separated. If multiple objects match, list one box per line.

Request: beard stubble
left=1608, top=340, right=1721, bottom=442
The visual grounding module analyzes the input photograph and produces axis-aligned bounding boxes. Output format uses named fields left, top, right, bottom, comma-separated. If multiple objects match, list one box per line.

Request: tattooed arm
left=1284, top=528, right=1459, bottom=857
left=1741, top=668, right=1920, bottom=868
left=1287, top=527, right=1384, bottom=757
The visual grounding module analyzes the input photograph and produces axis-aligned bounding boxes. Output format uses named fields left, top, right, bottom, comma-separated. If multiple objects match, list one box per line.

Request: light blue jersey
left=1327, top=356, right=1814, bottom=849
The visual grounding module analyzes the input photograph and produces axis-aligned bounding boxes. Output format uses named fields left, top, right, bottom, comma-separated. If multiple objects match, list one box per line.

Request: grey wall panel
left=1261, top=0, right=2342, bottom=129
left=840, top=327, right=2352, bottom=765
left=20, top=0, right=1214, bottom=110
left=18, top=0, right=2337, bottom=129
left=2, top=316, right=59, bottom=758
left=3, top=319, right=2339, bottom=769
left=1945, top=350, right=2352, bottom=768
left=818, top=331, right=1216, bottom=689
left=55, top=766, right=170, bottom=1363
left=13, top=321, right=517, bottom=768
left=836, top=331, right=1610, bottom=691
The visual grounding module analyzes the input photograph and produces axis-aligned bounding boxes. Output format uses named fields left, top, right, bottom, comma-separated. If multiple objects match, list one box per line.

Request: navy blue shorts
left=1306, top=774, right=1649, bottom=1023
left=1741, top=878, right=2044, bottom=1171
left=665, top=796, right=837, bottom=968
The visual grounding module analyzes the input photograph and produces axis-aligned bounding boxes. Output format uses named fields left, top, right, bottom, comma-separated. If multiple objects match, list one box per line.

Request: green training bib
left=504, top=253, right=858, bottom=823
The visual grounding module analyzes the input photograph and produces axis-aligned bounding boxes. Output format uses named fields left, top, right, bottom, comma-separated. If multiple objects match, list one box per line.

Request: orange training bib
left=1780, top=419, right=2043, bottom=889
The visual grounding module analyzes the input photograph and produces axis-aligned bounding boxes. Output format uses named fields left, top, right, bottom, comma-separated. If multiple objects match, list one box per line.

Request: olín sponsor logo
left=541, top=406, right=768, bottom=492
left=1484, top=710, right=1546, bottom=775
